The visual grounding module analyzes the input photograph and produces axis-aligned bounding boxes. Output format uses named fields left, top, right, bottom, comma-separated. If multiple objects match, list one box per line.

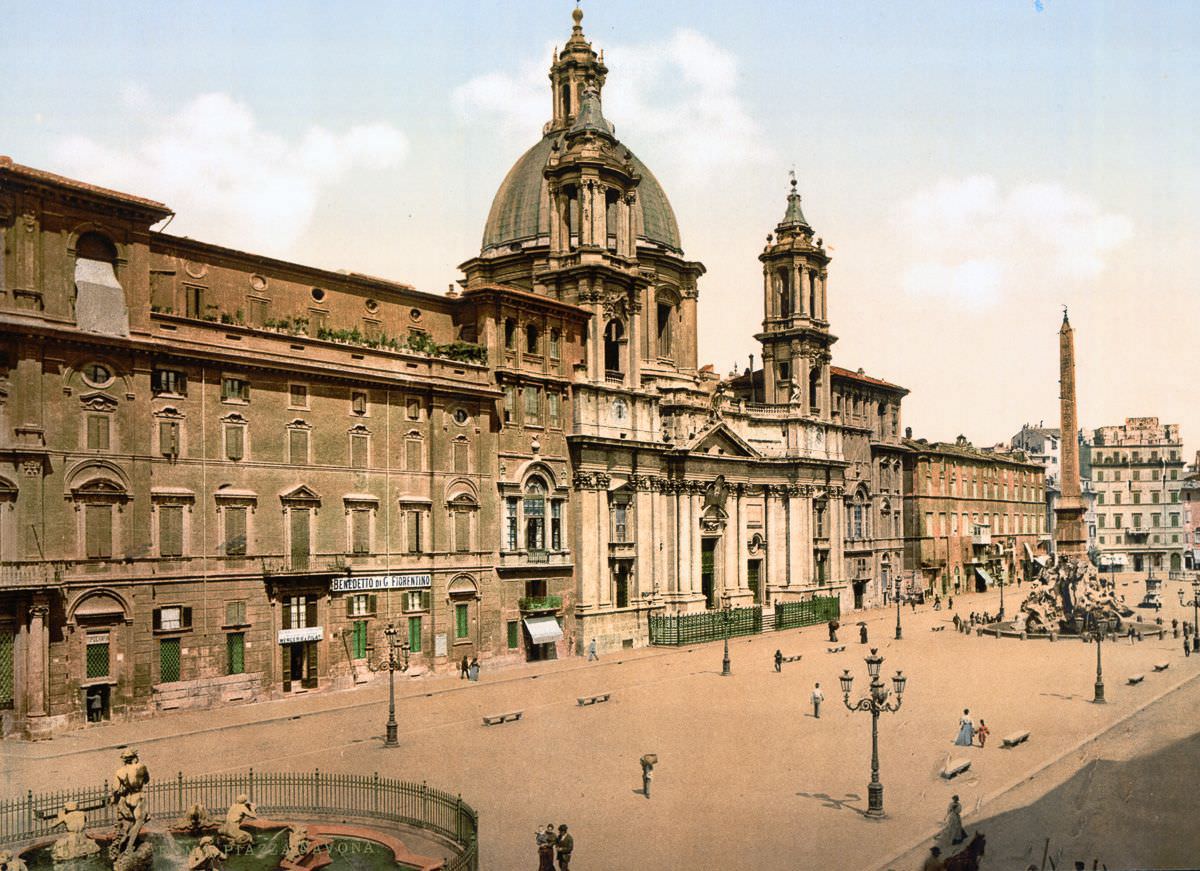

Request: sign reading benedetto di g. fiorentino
left=329, top=574, right=433, bottom=592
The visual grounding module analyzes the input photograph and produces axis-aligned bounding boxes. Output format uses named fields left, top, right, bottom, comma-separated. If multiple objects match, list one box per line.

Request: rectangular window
left=159, top=505, right=183, bottom=557
left=152, top=368, right=187, bottom=396
left=406, top=510, right=423, bottom=554
left=352, top=510, right=371, bottom=555
left=352, top=391, right=368, bottom=415
left=249, top=298, right=268, bottom=327
left=1133, top=514, right=1142, bottom=529
left=289, top=429, right=309, bottom=464
left=454, top=511, right=470, bottom=553
left=0, top=631, right=13, bottom=709
left=153, top=605, right=192, bottom=631
left=549, top=329, right=560, bottom=359
left=455, top=603, right=469, bottom=639
left=524, top=386, right=541, bottom=426
left=225, top=600, right=247, bottom=626
left=185, top=285, right=204, bottom=319
left=351, top=434, right=369, bottom=469
left=283, top=595, right=317, bottom=630
left=221, top=377, right=250, bottom=403
left=405, top=439, right=422, bottom=471
left=227, top=633, right=245, bottom=675
left=225, top=425, right=245, bottom=461
left=1115, top=513, right=1123, bottom=528
left=408, top=616, right=422, bottom=652
left=159, top=420, right=180, bottom=458
left=352, top=620, right=368, bottom=659
left=87, top=415, right=110, bottom=450
left=548, top=392, right=561, bottom=428
left=503, top=386, right=516, bottom=425
left=507, top=620, right=520, bottom=650
left=1098, top=515, right=1106, bottom=528
left=406, top=399, right=420, bottom=420
left=551, top=501, right=562, bottom=551
left=613, top=501, right=629, bottom=543
left=346, top=593, right=375, bottom=617
left=224, top=507, right=247, bottom=556
left=1171, top=513, right=1181, bottom=527
left=506, top=497, right=519, bottom=550
left=289, top=383, right=308, bottom=408
left=86, top=632, right=110, bottom=678
left=403, top=590, right=428, bottom=612
left=1152, top=513, right=1161, bottom=527
left=159, top=638, right=180, bottom=683
left=924, top=513, right=933, bottom=536
left=85, top=504, right=112, bottom=559
left=453, top=440, right=469, bottom=473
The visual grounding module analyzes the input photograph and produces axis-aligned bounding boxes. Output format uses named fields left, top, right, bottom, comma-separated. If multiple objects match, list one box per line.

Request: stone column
left=762, top=272, right=772, bottom=320
left=787, top=491, right=804, bottom=586
left=23, top=598, right=50, bottom=739
left=800, top=268, right=811, bottom=317
left=819, top=273, right=828, bottom=321
left=736, top=488, right=748, bottom=592
left=830, top=496, right=847, bottom=584
left=675, top=488, right=690, bottom=595
left=597, top=484, right=611, bottom=607
left=799, top=492, right=814, bottom=584
left=579, top=485, right=601, bottom=609
left=766, top=488, right=785, bottom=588
left=628, top=294, right=642, bottom=387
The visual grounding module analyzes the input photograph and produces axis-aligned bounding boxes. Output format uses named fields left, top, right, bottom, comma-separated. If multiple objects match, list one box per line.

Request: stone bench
left=577, top=692, right=611, bottom=706
left=1127, top=674, right=1145, bottom=685
left=1001, top=730, right=1030, bottom=748
left=482, top=710, right=524, bottom=726
left=931, top=626, right=946, bottom=632
left=780, top=655, right=803, bottom=664
left=940, top=758, right=972, bottom=779
left=1153, top=662, right=1170, bottom=672
left=827, top=645, right=845, bottom=653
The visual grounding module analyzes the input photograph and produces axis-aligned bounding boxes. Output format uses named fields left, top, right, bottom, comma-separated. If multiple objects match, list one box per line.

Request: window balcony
left=519, top=595, right=563, bottom=613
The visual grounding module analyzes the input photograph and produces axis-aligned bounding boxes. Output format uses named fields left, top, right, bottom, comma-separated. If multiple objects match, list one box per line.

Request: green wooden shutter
left=453, top=441, right=468, bottom=473
left=305, top=596, right=318, bottom=629
left=408, top=616, right=422, bottom=652
left=289, top=429, right=308, bottom=464
left=455, top=603, right=469, bottom=638
left=367, top=594, right=377, bottom=614
left=281, top=645, right=292, bottom=692
left=455, top=512, right=470, bottom=553
left=304, top=641, right=318, bottom=689
left=281, top=597, right=292, bottom=630
left=352, top=510, right=370, bottom=554
left=225, top=507, right=247, bottom=556
left=226, top=425, right=244, bottom=461
left=290, top=509, right=310, bottom=566
left=86, top=505, right=112, bottom=559
left=227, top=633, right=245, bottom=675
left=160, top=505, right=183, bottom=557
left=160, top=638, right=180, bottom=683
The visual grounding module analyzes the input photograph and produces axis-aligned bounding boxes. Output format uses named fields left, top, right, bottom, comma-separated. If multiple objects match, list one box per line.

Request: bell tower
left=754, top=175, right=836, bottom=416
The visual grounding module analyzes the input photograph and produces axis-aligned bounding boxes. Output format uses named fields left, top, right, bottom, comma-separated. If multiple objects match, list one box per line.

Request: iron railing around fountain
left=0, top=769, right=479, bottom=870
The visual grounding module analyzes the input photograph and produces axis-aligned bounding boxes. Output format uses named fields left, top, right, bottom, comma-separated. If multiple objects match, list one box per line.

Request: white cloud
left=894, top=176, right=1133, bottom=308
left=452, top=29, right=768, bottom=180
left=50, top=91, right=407, bottom=255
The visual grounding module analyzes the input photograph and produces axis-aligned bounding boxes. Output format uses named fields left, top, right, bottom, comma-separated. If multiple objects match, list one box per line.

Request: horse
left=943, top=832, right=986, bottom=871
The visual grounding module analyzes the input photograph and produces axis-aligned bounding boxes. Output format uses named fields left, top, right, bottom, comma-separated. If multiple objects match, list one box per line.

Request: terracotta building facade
left=902, top=437, right=1047, bottom=599
left=0, top=8, right=909, bottom=735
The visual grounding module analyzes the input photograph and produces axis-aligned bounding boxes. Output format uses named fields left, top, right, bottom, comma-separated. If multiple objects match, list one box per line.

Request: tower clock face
left=612, top=398, right=628, bottom=421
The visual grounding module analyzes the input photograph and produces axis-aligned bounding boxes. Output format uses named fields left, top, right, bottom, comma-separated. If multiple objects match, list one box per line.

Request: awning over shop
left=1023, top=543, right=1034, bottom=562
left=523, top=615, right=563, bottom=645
left=1034, top=556, right=1050, bottom=568
left=975, top=567, right=998, bottom=588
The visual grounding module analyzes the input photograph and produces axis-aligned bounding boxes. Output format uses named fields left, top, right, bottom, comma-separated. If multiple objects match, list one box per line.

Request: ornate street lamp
left=841, top=648, right=907, bottom=818
left=1082, top=616, right=1106, bottom=704
left=1179, top=580, right=1200, bottom=636
left=721, top=606, right=733, bottom=677
left=382, top=623, right=411, bottom=748
left=894, top=576, right=902, bottom=640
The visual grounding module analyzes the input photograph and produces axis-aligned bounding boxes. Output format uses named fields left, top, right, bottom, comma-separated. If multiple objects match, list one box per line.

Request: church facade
left=0, top=8, right=905, bottom=735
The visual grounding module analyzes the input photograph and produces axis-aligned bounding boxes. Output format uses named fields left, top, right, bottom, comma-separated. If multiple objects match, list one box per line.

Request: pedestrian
left=943, top=795, right=967, bottom=845
left=459, top=655, right=469, bottom=680
left=468, top=657, right=480, bottom=682
left=567, top=633, right=575, bottom=657
left=933, top=595, right=941, bottom=612
left=948, top=596, right=954, bottom=611
left=536, top=824, right=556, bottom=871
left=953, top=614, right=962, bottom=631
left=953, top=709, right=974, bottom=746
left=774, top=649, right=783, bottom=672
left=911, top=598, right=917, bottom=613
left=640, top=755, right=655, bottom=799
left=1183, top=636, right=1190, bottom=657
left=555, top=824, right=573, bottom=871
left=827, top=620, right=838, bottom=643
left=587, top=638, right=598, bottom=661
left=811, top=682, right=824, bottom=718
left=976, top=718, right=990, bottom=748
left=1173, top=619, right=1179, bottom=639
left=921, top=845, right=943, bottom=871
left=859, top=623, right=868, bottom=644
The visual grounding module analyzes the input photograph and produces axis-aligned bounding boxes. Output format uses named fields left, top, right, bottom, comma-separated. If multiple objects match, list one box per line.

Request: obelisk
left=1054, top=309, right=1088, bottom=558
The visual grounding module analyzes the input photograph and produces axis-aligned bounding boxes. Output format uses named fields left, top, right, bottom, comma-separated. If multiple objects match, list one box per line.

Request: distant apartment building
left=1090, top=417, right=1186, bottom=573
left=1181, top=451, right=1200, bottom=571
left=1010, top=423, right=1096, bottom=556
left=903, top=435, right=1047, bottom=598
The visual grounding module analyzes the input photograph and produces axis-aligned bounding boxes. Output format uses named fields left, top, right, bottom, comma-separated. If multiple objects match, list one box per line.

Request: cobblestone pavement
left=5, top=575, right=1196, bottom=870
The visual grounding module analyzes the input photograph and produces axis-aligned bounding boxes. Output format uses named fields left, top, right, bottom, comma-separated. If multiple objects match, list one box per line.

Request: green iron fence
left=0, top=769, right=478, bottom=870
left=648, top=606, right=762, bottom=646
left=648, top=597, right=841, bottom=646
left=774, top=596, right=841, bottom=630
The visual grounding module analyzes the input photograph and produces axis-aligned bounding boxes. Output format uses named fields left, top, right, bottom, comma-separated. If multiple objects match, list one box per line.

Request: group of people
left=459, top=656, right=481, bottom=681
left=535, top=823, right=573, bottom=870
left=953, top=709, right=990, bottom=748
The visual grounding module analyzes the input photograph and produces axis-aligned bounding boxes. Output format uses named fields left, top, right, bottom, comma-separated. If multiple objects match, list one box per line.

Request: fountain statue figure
left=185, top=835, right=226, bottom=870
left=1018, top=553, right=1128, bottom=635
left=110, top=748, right=152, bottom=866
left=217, top=794, right=258, bottom=848
left=0, top=849, right=29, bottom=871
left=49, top=801, right=101, bottom=861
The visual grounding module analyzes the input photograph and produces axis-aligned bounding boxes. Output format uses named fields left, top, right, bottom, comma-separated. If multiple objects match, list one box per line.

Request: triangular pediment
left=686, top=423, right=758, bottom=458
left=280, top=484, right=322, bottom=504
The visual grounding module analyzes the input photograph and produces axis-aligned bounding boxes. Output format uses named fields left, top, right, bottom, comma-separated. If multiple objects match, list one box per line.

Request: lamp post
left=894, top=577, right=902, bottom=640
left=1082, top=616, right=1106, bottom=704
left=382, top=623, right=410, bottom=748
left=998, top=550, right=1006, bottom=620
left=721, top=605, right=732, bottom=677
left=1179, top=580, right=1200, bottom=636
left=840, top=648, right=907, bottom=818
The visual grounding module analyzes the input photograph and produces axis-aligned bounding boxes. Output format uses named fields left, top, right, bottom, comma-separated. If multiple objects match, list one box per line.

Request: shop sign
left=278, top=626, right=324, bottom=644
left=330, top=574, right=432, bottom=593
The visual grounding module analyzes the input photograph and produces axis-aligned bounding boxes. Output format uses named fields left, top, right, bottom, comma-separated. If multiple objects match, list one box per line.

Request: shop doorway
left=701, top=538, right=717, bottom=608
left=748, top=560, right=762, bottom=604
left=85, top=685, right=110, bottom=722
left=852, top=581, right=865, bottom=610
left=282, top=641, right=317, bottom=691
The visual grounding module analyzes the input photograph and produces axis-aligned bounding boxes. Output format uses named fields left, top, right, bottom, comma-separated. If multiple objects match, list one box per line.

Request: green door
left=701, top=538, right=717, bottom=608
left=747, top=560, right=761, bottom=604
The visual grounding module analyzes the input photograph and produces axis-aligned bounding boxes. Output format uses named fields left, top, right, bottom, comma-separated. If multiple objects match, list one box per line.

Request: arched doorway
left=603, top=319, right=624, bottom=378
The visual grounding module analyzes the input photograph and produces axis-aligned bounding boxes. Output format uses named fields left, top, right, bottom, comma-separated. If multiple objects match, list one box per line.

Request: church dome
left=480, top=133, right=683, bottom=255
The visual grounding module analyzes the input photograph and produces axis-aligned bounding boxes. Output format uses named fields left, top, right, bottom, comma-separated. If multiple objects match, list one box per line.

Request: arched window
left=504, top=319, right=517, bottom=351
left=604, top=320, right=624, bottom=377
left=808, top=367, right=820, bottom=411
left=605, top=188, right=620, bottom=250
left=526, top=323, right=540, bottom=355
left=524, top=477, right=547, bottom=551
left=777, top=268, right=791, bottom=317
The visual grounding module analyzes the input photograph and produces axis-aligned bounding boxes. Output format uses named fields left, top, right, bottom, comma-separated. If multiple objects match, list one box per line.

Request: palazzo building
left=0, top=7, right=907, bottom=735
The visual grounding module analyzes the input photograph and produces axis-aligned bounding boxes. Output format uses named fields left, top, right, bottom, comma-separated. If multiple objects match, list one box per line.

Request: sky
left=5, top=1, right=1198, bottom=453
